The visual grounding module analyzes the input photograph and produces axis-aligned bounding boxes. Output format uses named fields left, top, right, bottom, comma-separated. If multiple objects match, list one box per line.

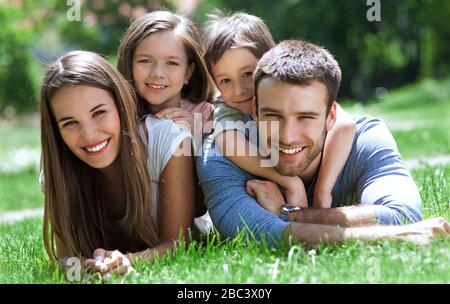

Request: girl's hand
left=155, top=108, right=195, bottom=132
left=84, top=248, right=135, bottom=280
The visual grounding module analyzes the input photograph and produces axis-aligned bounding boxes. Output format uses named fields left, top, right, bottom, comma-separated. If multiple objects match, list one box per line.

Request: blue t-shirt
left=196, top=116, right=423, bottom=246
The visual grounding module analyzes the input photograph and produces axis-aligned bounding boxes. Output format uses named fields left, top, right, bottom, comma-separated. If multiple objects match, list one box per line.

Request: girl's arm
left=216, top=130, right=307, bottom=208
left=313, top=103, right=356, bottom=208
left=157, top=137, right=196, bottom=243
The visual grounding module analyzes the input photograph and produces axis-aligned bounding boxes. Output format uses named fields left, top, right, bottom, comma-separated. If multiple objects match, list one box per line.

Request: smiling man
left=196, top=40, right=450, bottom=246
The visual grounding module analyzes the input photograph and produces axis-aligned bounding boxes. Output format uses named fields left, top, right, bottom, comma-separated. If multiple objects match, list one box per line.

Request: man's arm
left=196, top=139, right=290, bottom=246
left=247, top=179, right=380, bottom=227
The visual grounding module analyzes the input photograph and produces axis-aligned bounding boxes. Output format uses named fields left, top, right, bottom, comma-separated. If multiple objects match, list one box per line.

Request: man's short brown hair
left=203, top=10, right=275, bottom=78
left=254, top=40, right=342, bottom=113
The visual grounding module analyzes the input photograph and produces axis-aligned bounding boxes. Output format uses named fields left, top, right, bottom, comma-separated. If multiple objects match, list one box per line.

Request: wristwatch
left=279, top=204, right=303, bottom=222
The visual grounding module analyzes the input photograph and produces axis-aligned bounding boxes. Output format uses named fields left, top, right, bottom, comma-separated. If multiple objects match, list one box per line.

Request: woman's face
left=51, top=85, right=121, bottom=170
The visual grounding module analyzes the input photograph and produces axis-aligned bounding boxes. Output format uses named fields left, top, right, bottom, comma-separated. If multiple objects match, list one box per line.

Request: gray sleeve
left=352, top=117, right=422, bottom=224
left=210, top=102, right=250, bottom=141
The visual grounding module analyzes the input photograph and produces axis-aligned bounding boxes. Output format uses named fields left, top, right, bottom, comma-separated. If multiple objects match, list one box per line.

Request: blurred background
left=1, top=0, right=449, bottom=115
left=0, top=0, right=449, bottom=179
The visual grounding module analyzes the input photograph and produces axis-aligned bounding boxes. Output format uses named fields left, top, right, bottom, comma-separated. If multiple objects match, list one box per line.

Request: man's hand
left=84, top=248, right=135, bottom=280
left=246, top=179, right=285, bottom=214
left=156, top=108, right=194, bottom=132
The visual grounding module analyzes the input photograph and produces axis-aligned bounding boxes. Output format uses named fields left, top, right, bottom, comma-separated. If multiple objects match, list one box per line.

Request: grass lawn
left=0, top=78, right=449, bottom=283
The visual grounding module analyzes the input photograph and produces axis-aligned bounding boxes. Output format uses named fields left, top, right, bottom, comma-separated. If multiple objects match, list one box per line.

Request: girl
left=117, top=10, right=215, bottom=142
left=40, top=51, right=196, bottom=279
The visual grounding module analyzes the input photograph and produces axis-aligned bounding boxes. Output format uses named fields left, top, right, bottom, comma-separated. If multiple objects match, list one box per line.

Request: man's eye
left=263, top=113, right=279, bottom=118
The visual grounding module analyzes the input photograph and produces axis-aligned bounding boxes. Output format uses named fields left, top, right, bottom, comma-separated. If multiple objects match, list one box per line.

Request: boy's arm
left=215, top=130, right=307, bottom=208
left=313, top=104, right=356, bottom=208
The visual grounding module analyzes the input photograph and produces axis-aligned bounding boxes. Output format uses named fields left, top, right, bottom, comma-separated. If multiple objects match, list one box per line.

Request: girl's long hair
left=40, top=51, right=158, bottom=260
left=118, top=10, right=214, bottom=116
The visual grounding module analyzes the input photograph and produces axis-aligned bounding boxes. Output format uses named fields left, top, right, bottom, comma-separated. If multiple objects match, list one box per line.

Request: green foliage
left=0, top=6, right=37, bottom=113
left=52, top=0, right=174, bottom=56
left=196, top=0, right=450, bottom=101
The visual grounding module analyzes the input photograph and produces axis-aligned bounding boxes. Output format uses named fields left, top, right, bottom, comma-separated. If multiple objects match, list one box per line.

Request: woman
left=40, top=50, right=196, bottom=279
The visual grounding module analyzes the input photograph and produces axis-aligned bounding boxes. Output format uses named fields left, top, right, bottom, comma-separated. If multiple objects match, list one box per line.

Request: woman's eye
left=93, top=110, right=106, bottom=118
left=62, top=121, right=77, bottom=128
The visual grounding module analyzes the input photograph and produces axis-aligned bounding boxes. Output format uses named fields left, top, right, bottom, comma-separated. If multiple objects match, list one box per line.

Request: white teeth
left=86, top=140, right=108, bottom=153
left=279, top=147, right=304, bottom=154
left=146, top=83, right=166, bottom=89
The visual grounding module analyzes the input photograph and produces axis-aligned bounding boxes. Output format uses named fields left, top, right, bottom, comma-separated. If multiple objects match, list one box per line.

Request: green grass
left=0, top=164, right=448, bottom=284
left=0, top=168, right=43, bottom=213
left=345, top=77, right=450, bottom=159
left=0, top=78, right=449, bottom=284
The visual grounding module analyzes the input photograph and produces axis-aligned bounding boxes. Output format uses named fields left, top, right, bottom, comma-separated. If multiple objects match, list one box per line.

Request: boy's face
left=211, top=48, right=258, bottom=115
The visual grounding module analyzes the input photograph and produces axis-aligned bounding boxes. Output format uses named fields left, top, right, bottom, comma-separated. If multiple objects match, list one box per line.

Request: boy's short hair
left=203, top=10, right=275, bottom=77
left=254, top=40, right=342, bottom=113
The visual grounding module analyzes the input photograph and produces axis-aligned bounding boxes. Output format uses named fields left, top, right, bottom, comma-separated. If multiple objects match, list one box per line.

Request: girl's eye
left=138, top=59, right=151, bottom=64
left=167, top=61, right=179, bottom=66
left=220, top=79, right=230, bottom=85
left=93, top=110, right=106, bottom=118
left=243, top=72, right=253, bottom=78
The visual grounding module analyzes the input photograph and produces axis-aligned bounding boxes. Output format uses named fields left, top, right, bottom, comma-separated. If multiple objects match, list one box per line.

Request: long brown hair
left=40, top=51, right=158, bottom=260
left=117, top=10, right=214, bottom=116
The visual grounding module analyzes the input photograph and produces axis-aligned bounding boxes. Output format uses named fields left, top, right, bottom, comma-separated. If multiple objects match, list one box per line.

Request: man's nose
left=279, top=119, right=300, bottom=145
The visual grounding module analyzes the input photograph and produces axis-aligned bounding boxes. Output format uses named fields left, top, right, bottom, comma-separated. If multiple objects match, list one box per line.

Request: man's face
left=256, top=78, right=336, bottom=177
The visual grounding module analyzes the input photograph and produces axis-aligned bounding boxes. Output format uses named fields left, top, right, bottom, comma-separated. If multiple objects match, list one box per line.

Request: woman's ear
left=185, top=63, right=195, bottom=84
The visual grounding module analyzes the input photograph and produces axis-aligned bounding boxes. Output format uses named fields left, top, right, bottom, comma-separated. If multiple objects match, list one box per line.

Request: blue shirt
left=196, top=116, right=423, bottom=246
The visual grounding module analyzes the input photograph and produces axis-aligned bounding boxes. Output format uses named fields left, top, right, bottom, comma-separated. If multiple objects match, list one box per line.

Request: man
left=196, top=40, right=449, bottom=246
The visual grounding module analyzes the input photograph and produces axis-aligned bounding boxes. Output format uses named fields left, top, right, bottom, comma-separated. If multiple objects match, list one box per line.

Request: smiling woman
left=39, top=51, right=197, bottom=279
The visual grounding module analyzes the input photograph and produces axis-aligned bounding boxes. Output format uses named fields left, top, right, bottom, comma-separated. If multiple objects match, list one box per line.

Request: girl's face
left=132, top=30, right=195, bottom=113
left=51, top=85, right=121, bottom=171
left=212, top=47, right=259, bottom=115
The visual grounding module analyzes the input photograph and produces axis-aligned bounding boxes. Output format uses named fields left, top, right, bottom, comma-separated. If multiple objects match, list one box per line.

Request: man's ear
left=326, top=101, right=337, bottom=131
left=252, top=97, right=258, bottom=122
